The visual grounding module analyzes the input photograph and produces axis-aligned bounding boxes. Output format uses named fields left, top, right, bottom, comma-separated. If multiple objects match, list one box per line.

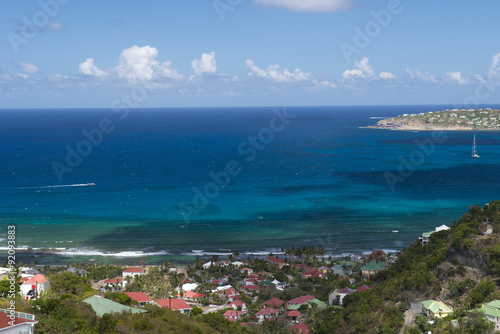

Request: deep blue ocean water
left=1, top=105, right=500, bottom=264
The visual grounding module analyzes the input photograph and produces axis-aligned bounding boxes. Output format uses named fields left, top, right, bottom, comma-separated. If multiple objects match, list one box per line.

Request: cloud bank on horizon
left=254, top=0, right=355, bottom=12
left=1, top=0, right=500, bottom=108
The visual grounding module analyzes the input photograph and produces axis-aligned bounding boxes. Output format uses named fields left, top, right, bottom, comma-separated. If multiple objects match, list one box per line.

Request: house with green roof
left=421, top=300, right=453, bottom=319
left=287, top=298, right=325, bottom=310
left=82, top=295, right=147, bottom=317
left=471, top=300, right=500, bottom=330
left=418, top=225, right=450, bottom=246
left=360, top=262, right=388, bottom=280
left=419, top=231, right=434, bottom=245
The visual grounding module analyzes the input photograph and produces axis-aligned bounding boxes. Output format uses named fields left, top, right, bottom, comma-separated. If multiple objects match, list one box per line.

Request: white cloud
left=191, top=52, right=217, bottom=76
left=246, top=59, right=313, bottom=82
left=116, top=45, right=183, bottom=81
left=406, top=68, right=438, bottom=83
left=379, top=71, right=396, bottom=80
left=246, top=59, right=335, bottom=89
left=79, top=58, right=107, bottom=77
left=343, top=57, right=374, bottom=79
left=254, top=0, right=353, bottom=12
left=446, top=71, right=468, bottom=84
left=15, top=62, right=39, bottom=74
left=48, top=73, right=68, bottom=81
left=488, top=52, right=500, bottom=81
left=343, top=57, right=394, bottom=80
left=314, top=79, right=337, bottom=89
left=45, top=21, right=67, bottom=32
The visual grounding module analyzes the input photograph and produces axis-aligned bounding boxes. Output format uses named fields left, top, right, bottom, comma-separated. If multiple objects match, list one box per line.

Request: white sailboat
left=472, top=134, right=480, bottom=158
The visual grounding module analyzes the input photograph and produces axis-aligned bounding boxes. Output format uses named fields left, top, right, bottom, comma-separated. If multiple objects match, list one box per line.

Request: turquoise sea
left=1, top=105, right=500, bottom=265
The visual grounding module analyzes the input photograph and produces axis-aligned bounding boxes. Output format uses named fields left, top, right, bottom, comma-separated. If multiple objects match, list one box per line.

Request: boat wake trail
left=15, top=183, right=96, bottom=189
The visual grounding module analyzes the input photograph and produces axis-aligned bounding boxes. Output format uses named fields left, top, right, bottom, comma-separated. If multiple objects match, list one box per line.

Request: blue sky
left=1, top=0, right=499, bottom=108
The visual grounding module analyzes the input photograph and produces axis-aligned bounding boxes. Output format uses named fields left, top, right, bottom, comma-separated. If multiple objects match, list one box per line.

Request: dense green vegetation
left=309, top=202, right=500, bottom=333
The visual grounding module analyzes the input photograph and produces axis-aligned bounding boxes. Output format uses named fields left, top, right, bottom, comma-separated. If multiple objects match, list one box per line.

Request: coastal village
left=1, top=201, right=500, bottom=333
left=1, top=248, right=395, bottom=333
left=370, top=108, right=500, bottom=130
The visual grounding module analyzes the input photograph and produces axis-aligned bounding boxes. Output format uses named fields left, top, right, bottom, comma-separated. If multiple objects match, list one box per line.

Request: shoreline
left=363, top=125, right=497, bottom=131
left=2, top=247, right=403, bottom=266
left=367, top=107, right=500, bottom=131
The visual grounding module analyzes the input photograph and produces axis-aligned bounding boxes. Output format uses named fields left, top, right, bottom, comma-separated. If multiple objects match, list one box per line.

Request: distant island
left=367, top=108, right=500, bottom=130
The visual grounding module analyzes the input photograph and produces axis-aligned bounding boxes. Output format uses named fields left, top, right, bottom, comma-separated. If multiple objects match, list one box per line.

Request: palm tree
left=169, top=272, right=185, bottom=293
left=210, top=255, right=220, bottom=265
left=233, top=250, right=240, bottom=260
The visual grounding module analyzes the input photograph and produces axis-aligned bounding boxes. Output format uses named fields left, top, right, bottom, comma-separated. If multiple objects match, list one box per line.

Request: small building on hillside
left=240, top=267, right=253, bottom=274
left=182, top=290, right=204, bottom=302
left=123, top=292, right=154, bottom=306
left=157, top=299, right=192, bottom=315
left=0, top=310, right=38, bottom=334
left=262, top=297, right=286, bottom=309
left=360, top=262, right=388, bottom=280
left=421, top=300, right=453, bottom=319
left=266, top=256, right=285, bottom=269
left=229, top=299, right=247, bottom=312
left=364, top=250, right=387, bottom=261
left=256, top=308, right=279, bottom=323
left=122, top=267, right=146, bottom=278
left=471, top=300, right=500, bottom=330
left=419, top=225, right=450, bottom=245
left=287, top=295, right=315, bottom=308
left=224, top=310, right=244, bottom=322
left=356, top=284, right=374, bottom=292
left=103, top=278, right=119, bottom=289
left=301, top=269, right=327, bottom=279
left=240, top=284, right=260, bottom=295
left=21, top=274, right=49, bottom=299
left=289, top=323, right=310, bottom=334
left=66, top=267, right=88, bottom=276
left=286, top=310, right=300, bottom=322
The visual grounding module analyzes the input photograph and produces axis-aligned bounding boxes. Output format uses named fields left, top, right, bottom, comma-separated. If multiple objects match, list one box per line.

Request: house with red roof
left=266, top=256, right=285, bottom=268
left=229, top=299, right=247, bottom=312
left=356, top=284, right=374, bottom=293
left=240, top=267, right=253, bottom=274
left=261, top=297, right=286, bottom=308
left=103, top=278, right=118, bottom=288
left=244, top=278, right=257, bottom=284
left=223, top=310, right=245, bottom=322
left=296, top=264, right=314, bottom=271
left=182, top=290, right=204, bottom=301
left=218, top=287, right=240, bottom=300
left=256, top=308, right=279, bottom=323
left=157, top=298, right=192, bottom=314
left=21, top=274, right=49, bottom=298
left=240, top=284, right=260, bottom=295
left=289, top=323, right=310, bottom=334
left=287, top=295, right=315, bottom=307
left=122, top=267, right=146, bottom=278
left=301, top=269, right=327, bottom=279
left=123, top=292, right=153, bottom=306
left=365, top=250, right=387, bottom=261
left=256, top=277, right=266, bottom=283
left=286, top=310, right=300, bottom=321
left=0, top=311, right=38, bottom=334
